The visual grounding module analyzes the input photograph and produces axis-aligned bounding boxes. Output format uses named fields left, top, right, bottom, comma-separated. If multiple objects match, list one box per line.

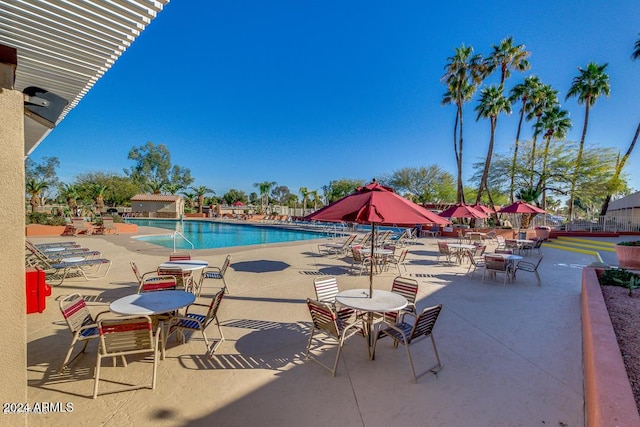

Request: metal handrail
left=173, top=231, right=194, bottom=251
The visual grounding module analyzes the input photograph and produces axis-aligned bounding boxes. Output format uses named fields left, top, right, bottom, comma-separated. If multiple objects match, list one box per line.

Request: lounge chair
left=94, top=216, right=119, bottom=235
left=32, top=256, right=112, bottom=286
left=69, top=218, right=94, bottom=235
left=25, top=241, right=101, bottom=266
left=318, top=234, right=357, bottom=257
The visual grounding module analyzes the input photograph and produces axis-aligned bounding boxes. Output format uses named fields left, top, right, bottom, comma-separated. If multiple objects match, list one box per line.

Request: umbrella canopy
left=438, top=203, right=488, bottom=219
left=305, top=182, right=449, bottom=226
left=470, top=203, right=495, bottom=214
left=498, top=200, right=546, bottom=214
left=304, top=181, right=449, bottom=297
left=232, top=201, right=245, bottom=206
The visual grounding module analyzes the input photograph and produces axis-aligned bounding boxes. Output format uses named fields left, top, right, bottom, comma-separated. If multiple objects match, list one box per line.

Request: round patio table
left=158, top=260, right=208, bottom=271
left=336, top=289, right=407, bottom=359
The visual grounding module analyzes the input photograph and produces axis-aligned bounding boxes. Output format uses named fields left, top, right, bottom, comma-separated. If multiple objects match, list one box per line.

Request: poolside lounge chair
left=94, top=216, right=119, bottom=235
left=25, top=241, right=101, bottom=266
left=34, top=256, right=112, bottom=286
left=318, top=234, right=357, bottom=257
left=69, top=218, right=94, bottom=235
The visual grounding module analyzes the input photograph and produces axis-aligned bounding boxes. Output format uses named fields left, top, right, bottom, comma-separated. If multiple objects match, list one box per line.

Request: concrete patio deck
left=23, top=227, right=608, bottom=426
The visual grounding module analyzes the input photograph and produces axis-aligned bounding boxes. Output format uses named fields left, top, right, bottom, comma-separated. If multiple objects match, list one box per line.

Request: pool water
left=127, top=219, right=326, bottom=249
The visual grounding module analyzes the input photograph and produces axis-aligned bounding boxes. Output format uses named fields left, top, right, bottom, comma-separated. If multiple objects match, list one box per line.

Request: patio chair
left=521, top=238, right=543, bottom=256
left=385, top=276, right=419, bottom=324
left=312, top=276, right=356, bottom=322
left=495, top=235, right=506, bottom=251
left=514, top=256, right=543, bottom=285
left=94, top=216, right=119, bottom=235
left=422, top=225, right=441, bottom=238
left=372, top=304, right=443, bottom=383
left=350, top=246, right=372, bottom=276
left=93, top=314, right=158, bottom=399
left=157, top=266, right=193, bottom=293
left=197, top=255, right=231, bottom=296
left=138, top=275, right=178, bottom=293
left=483, top=255, right=511, bottom=285
left=130, top=261, right=157, bottom=287
left=168, top=287, right=226, bottom=355
left=169, top=251, right=191, bottom=261
left=304, top=298, right=365, bottom=377
left=436, top=241, right=455, bottom=264
left=385, top=249, right=410, bottom=275
left=59, top=293, right=108, bottom=372
left=354, top=232, right=372, bottom=247
left=466, top=246, right=486, bottom=278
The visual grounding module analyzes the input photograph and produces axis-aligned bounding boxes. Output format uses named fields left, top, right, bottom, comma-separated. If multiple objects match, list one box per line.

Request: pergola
left=0, top=0, right=170, bottom=411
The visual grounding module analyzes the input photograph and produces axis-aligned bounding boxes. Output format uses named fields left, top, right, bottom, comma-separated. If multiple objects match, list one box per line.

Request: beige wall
left=0, top=85, right=28, bottom=418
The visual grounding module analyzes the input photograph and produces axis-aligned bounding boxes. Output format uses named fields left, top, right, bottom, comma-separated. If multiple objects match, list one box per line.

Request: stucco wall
left=0, top=87, right=27, bottom=420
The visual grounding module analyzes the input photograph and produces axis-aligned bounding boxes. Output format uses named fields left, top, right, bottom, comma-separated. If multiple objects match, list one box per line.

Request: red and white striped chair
left=59, top=293, right=108, bottom=372
left=169, top=252, right=191, bottom=261
left=304, top=299, right=364, bottom=377
left=373, top=304, right=443, bottom=383
left=385, top=276, right=419, bottom=324
left=312, top=276, right=356, bottom=322
left=93, top=314, right=158, bottom=398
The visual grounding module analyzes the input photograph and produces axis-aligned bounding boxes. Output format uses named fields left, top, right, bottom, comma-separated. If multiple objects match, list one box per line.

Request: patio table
left=447, top=243, right=476, bottom=263
left=110, top=290, right=196, bottom=359
left=335, top=289, right=407, bottom=359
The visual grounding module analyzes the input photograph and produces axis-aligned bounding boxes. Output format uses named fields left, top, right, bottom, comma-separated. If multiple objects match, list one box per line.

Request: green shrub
left=26, top=212, right=67, bottom=226
left=599, top=268, right=640, bottom=287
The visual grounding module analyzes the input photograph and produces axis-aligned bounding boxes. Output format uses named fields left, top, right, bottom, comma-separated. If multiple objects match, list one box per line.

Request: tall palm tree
left=190, top=185, right=214, bottom=213
left=508, top=76, right=542, bottom=202
left=253, top=181, right=277, bottom=214
left=474, top=85, right=512, bottom=205
left=533, top=105, right=572, bottom=210
left=146, top=180, right=163, bottom=195
left=26, top=178, right=48, bottom=213
left=163, top=183, right=182, bottom=195
left=181, top=191, right=196, bottom=211
left=565, top=62, right=610, bottom=219
left=526, top=84, right=558, bottom=186
left=441, top=44, right=485, bottom=203
left=299, top=187, right=309, bottom=213
left=309, top=190, right=320, bottom=210
left=484, top=36, right=531, bottom=87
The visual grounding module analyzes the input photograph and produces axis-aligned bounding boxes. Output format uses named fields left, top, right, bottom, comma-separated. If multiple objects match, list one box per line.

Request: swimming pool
left=127, top=219, right=327, bottom=250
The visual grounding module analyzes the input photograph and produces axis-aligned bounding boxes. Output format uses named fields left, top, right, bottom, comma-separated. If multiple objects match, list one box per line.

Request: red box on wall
left=26, top=267, right=51, bottom=314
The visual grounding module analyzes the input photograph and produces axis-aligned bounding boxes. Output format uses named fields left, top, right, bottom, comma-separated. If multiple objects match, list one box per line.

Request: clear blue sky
left=30, top=0, right=640, bottom=198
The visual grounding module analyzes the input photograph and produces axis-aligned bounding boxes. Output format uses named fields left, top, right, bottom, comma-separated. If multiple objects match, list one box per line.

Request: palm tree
left=474, top=85, right=512, bottom=206
left=190, top=185, right=214, bottom=213
left=484, top=36, right=531, bottom=87
left=253, top=181, right=277, bottom=214
left=91, top=184, right=108, bottom=213
left=163, top=183, right=182, bottom=195
left=508, top=76, right=542, bottom=202
left=299, top=187, right=309, bottom=213
left=441, top=44, right=485, bottom=203
left=515, top=187, right=543, bottom=228
left=565, top=62, right=610, bottom=219
left=526, top=84, right=558, bottom=186
left=533, top=105, right=572, bottom=210
left=181, top=191, right=196, bottom=211
left=309, top=190, right=320, bottom=210
left=26, top=178, right=48, bottom=213
left=145, top=180, right=163, bottom=195
left=633, top=33, right=640, bottom=60
left=59, top=183, right=80, bottom=214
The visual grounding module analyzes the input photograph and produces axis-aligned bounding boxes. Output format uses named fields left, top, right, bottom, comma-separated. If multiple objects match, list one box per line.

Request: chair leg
left=93, top=355, right=102, bottom=399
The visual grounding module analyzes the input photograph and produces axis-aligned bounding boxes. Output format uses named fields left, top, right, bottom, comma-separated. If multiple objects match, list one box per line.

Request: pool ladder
left=173, top=231, right=194, bottom=251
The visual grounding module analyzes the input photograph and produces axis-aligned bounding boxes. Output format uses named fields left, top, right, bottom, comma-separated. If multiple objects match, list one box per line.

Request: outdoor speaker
left=23, top=86, right=68, bottom=129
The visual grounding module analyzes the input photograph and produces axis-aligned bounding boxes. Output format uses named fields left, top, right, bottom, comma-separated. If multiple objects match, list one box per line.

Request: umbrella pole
left=369, top=222, right=375, bottom=298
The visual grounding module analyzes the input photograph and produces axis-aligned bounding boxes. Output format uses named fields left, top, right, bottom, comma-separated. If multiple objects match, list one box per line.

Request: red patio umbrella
left=305, top=181, right=449, bottom=297
left=498, top=200, right=546, bottom=214
left=470, top=203, right=495, bottom=215
left=438, top=203, right=488, bottom=219
left=232, top=201, right=245, bottom=206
